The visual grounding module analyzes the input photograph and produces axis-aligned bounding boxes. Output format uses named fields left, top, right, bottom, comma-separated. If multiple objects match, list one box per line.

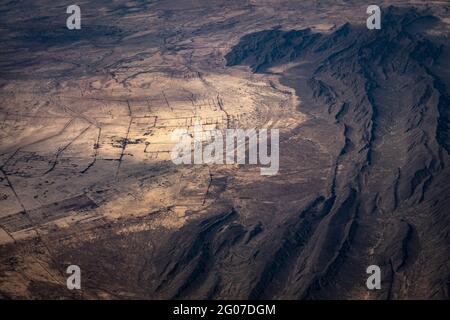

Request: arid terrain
left=0, top=0, right=449, bottom=299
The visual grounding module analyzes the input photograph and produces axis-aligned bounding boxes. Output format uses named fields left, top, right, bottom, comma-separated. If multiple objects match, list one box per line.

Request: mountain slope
left=225, top=6, right=450, bottom=299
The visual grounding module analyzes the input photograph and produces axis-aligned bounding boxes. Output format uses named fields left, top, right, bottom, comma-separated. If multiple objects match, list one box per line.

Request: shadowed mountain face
left=224, top=7, right=450, bottom=299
